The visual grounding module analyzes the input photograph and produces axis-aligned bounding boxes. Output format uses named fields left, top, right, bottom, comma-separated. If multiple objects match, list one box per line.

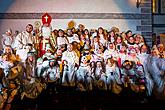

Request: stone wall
left=140, top=0, right=152, bottom=47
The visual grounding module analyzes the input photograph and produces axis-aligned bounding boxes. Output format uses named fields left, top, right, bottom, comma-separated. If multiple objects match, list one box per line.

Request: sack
left=112, top=83, right=122, bottom=94
left=130, top=84, right=139, bottom=92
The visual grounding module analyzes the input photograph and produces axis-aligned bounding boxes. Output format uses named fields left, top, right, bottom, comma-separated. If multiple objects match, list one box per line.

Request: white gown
left=14, top=31, right=34, bottom=62
left=62, top=50, right=79, bottom=85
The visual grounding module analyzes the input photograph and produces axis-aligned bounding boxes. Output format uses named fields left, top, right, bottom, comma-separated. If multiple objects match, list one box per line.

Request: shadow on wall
left=0, top=0, right=14, bottom=22
left=0, top=0, right=14, bottom=26
left=0, top=0, right=14, bottom=12
left=0, top=0, right=14, bottom=16
left=113, top=0, right=139, bottom=13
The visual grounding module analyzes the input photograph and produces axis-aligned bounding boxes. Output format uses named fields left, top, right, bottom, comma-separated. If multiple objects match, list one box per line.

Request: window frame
left=153, top=0, right=165, bottom=14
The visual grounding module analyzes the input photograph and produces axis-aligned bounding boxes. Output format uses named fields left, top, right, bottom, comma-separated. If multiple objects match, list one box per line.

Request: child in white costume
left=138, top=44, right=153, bottom=96
left=42, top=59, right=60, bottom=83
left=1, top=29, right=14, bottom=49
left=56, top=29, right=69, bottom=51
left=145, top=54, right=165, bottom=94
left=23, top=52, right=36, bottom=84
left=0, top=46, right=17, bottom=77
left=36, top=57, right=43, bottom=77
left=94, top=61, right=107, bottom=90
left=103, top=42, right=118, bottom=62
left=0, top=55, right=13, bottom=77
left=62, top=44, right=79, bottom=86
left=120, top=60, right=137, bottom=87
left=36, top=45, right=54, bottom=78
left=76, top=56, right=93, bottom=91
left=125, top=48, right=140, bottom=64
left=105, top=58, right=122, bottom=90
left=137, top=44, right=149, bottom=65
left=117, top=46, right=127, bottom=67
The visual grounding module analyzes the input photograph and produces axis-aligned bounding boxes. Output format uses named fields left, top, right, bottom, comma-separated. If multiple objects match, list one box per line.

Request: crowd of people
left=0, top=22, right=165, bottom=109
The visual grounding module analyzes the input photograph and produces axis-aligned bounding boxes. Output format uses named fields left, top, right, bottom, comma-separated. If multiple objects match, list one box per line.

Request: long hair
left=90, top=61, right=96, bottom=74
left=108, top=30, right=116, bottom=42
left=95, top=60, right=105, bottom=73
left=140, top=44, right=150, bottom=54
left=97, top=27, right=107, bottom=40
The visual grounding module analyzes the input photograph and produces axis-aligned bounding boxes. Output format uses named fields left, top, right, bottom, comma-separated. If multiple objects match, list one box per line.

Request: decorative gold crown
left=68, top=20, right=76, bottom=29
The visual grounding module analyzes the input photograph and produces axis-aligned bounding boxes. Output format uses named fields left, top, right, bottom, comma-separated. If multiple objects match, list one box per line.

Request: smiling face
left=135, top=34, right=141, bottom=44
left=158, top=45, right=164, bottom=53
left=116, top=36, right=122, bottom=44
left=6, top=30, right=12, bottom=36
left=84, top=29, right=89, bottom=35
left=98, top=28, right=103, bottom=34
left=93, top=36, right=99, bottom=43
left=122, top=61, right=133, bottom=70
left=130, top=50, right=137, bottom=57
left=140, top=45, right=148, bottom=53
left=90, top=61, right=95, bottom=68
left=28, top=56, right=34, bottom=62
left=2, top=55, right=9, bottom=61
left=58, top=30, right=64, bottom=37
left=151, top=50, right=158, bottom=57
left=97, top=47, right=103, bottom=54
left=67, top=44, right=73, bottom=52
left=127, top=31, right=132, bottom=37
left=78, top=24, right=84, bottom=31
left=107, top=58, right=115, bottom=67
left=96, top=61, right=102, bottom=68
left=120, top=46, right=127, bottom=53
left=67, top=29, right=72, bottom=36
left=4, top=46, right=12, bottom=55
left=56, top=48, right=62, bottom=56
left=50, top=61, right=55, bottom=67
left=81, top=56, right=88, bottom=64
left=26, top=24, right=33, bottom=33
left=129, top=36, right=135, bottom=43
left=109, top=43, right=114, bottom=50
left=109, top=31, right=115, bottom=37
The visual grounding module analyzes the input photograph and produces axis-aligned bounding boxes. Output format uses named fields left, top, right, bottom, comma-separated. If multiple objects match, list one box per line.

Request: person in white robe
left=103, top=42, right=118, bottom=62
left=14, top=24, right=35, bottom=62
left=1, top=29, right=14, bottom=49
left=62, top=44, right=79, bottom=86
left=42, top=59, right=60, bottom=83
left=105, top=58, right=121, bottom=91
left=138, top=44, right=153, bottom=96
left=94, top=61, right=107, bottom=90
left=76, top=56, right=92, bottom=91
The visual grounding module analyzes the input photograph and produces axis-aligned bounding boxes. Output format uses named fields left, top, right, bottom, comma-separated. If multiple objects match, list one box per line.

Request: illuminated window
left=153, top=0, right=165, bottom=14
left=152, top=0, right=158, bottom=13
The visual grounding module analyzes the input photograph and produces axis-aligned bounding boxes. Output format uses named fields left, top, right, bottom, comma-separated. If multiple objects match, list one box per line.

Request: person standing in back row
left=14, top=24, right=35, bottom=61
